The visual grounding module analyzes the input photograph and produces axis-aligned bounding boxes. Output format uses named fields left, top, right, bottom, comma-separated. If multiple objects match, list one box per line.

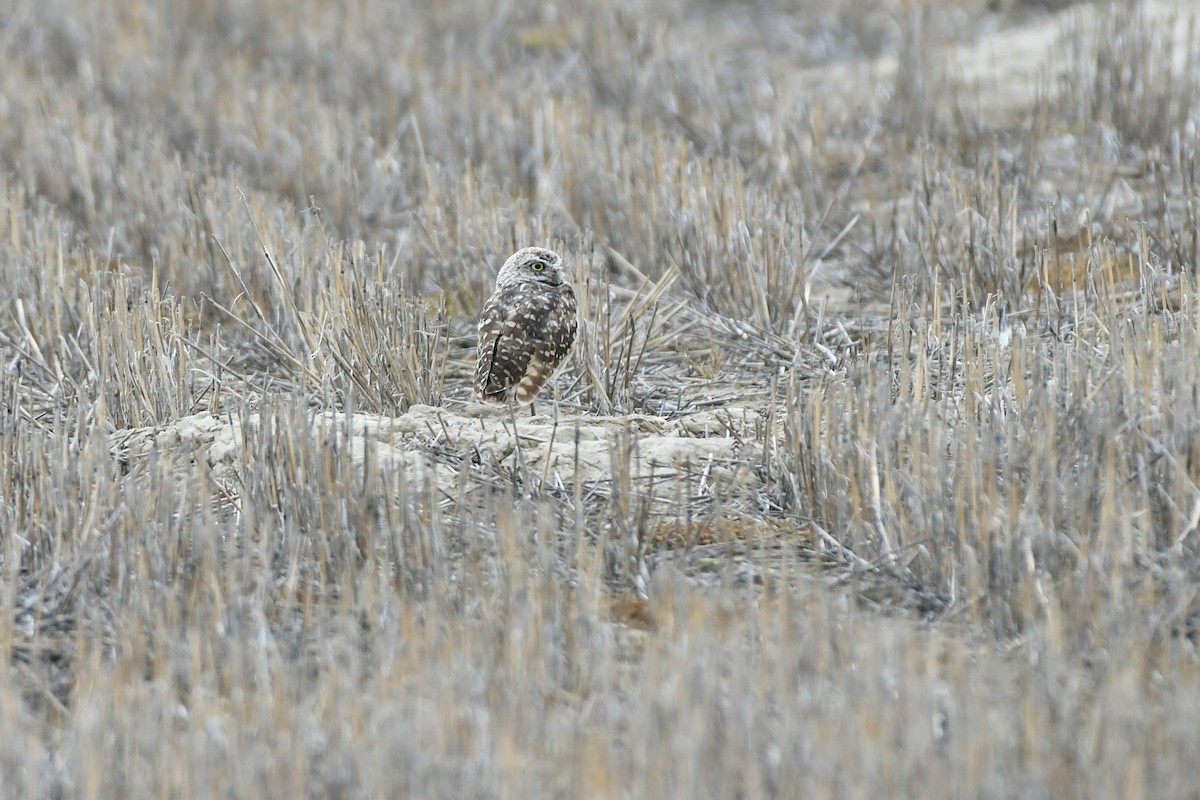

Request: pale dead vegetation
left=3, top=0, right=1200, bottom=797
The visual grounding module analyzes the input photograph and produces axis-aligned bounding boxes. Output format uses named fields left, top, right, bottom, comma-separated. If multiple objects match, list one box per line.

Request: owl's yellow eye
left=529, top=261, right=546, bottom=271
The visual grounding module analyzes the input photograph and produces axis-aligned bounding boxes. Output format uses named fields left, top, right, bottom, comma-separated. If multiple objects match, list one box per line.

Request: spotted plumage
left=474, top=247, right=577, bottom=406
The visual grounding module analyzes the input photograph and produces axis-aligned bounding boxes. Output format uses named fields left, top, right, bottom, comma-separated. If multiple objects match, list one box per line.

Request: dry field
left=3, top=0, right=1200, bottom=796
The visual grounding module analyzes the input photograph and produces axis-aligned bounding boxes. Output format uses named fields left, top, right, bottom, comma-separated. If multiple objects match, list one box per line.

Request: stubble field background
left=2, top=0, right=1200, bottom=796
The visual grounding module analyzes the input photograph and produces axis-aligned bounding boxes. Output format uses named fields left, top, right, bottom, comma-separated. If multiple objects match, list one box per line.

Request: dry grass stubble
left=2, top=0, right=1200, bottom=796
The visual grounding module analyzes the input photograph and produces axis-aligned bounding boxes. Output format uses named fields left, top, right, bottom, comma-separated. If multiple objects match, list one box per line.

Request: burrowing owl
left=474, top=247, right=577, bottom=406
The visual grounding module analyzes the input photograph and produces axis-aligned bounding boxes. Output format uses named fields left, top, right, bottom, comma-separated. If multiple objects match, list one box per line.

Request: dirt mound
left=111, top=404, right=768, bottom=498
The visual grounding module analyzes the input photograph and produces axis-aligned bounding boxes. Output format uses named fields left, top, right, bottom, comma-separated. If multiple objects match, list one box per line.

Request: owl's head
left=494, top=247, right=566, bottom=288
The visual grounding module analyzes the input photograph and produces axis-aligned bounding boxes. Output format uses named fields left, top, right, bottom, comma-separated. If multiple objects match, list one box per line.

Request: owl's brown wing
left=474, top=282, right=577, bottom=405
left=513, top=283, right=576, bottom=403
